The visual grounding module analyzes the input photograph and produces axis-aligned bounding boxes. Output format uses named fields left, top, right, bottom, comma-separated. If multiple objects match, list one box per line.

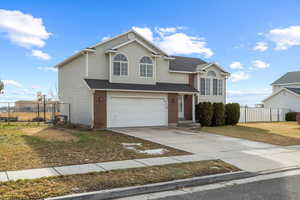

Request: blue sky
left=1, top=0, right=300, bottom=105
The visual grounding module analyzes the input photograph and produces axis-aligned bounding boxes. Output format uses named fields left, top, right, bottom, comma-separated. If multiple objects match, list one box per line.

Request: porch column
left=192, top=94, right=195, bottom=122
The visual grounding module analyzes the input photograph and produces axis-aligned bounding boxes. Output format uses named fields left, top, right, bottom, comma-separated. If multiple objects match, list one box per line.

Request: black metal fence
left=0, top=101, right=70, bottom=124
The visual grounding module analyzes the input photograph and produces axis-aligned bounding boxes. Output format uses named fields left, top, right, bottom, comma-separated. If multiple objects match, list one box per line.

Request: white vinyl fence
left=239, top=107, right=290, bottom=123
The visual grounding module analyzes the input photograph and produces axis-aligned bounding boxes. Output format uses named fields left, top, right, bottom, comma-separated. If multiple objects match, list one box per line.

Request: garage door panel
left=107, top=96, right=168, bottom=128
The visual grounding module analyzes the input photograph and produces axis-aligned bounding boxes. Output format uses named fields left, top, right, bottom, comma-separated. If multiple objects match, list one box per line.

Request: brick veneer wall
left=94, top=91, right=107, bottom=129
left=168, top=93, right=178, bottom=123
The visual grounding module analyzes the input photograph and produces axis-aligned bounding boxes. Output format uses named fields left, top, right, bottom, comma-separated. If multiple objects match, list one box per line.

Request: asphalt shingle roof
left=286, top=87, right=300, bottom=95
left=169, top=56, right=207, bottom=72
left=84, top=79, right=198, bottom=93
left=272, top=71, right=300, bottom=85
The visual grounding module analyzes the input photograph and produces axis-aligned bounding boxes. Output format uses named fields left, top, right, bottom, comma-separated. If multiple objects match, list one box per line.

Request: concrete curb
left=46, top=171, right=257, bottom=200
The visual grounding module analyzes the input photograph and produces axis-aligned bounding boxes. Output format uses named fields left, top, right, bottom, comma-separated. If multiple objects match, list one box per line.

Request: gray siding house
left=263, top=71, right=300, bottom=112
left=56, top=30, right=229, bottom=128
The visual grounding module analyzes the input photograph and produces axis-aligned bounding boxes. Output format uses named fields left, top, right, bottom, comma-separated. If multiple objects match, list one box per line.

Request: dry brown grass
left=22, top=127, right=79, bottom=142
left=0, top=123, right=188, bottom=171
left=201, top=122, right=300, bottom=146
left=0, top=160, right=239, bottom=200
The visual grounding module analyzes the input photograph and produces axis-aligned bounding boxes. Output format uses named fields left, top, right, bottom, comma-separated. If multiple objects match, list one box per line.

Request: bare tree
left=0, top=80, right=4, bottom=94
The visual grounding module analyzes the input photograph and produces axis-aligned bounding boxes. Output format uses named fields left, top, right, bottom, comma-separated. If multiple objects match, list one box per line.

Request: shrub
left=286, top=112, right=297, bottom=121
left=212, top=103, right=225, bottom=126
left=197, top=102, right=213, bottom=126
left=225, top=103, right=240, bottom=125
left=32, top=117, right=44, bottom=122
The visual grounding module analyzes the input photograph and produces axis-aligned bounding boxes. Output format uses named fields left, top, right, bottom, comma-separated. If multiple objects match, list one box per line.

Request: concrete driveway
left=113, top=127, right=300, bottom=173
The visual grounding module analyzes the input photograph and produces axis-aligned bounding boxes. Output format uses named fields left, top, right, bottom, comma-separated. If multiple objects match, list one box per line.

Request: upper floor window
left=113, top=54, right=128, bottom=76
left=207, top=70, right=216, bottom=77
left=200, top=78, right=211, bottom=95
left=213, top=79, right=223, bottom=95
left=140, top=56, right=153, bottom=77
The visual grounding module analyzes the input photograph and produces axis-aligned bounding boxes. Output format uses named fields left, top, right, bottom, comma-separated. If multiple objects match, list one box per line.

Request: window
left=113, top=54, right=128, bottom=76
left=200, top=78, right=211, bottom=95
left=218, top=79, right=223, bottom=95
left=200, top=78, right=205, bottom=95
left=140, top=56, right=153, bottom=77
left=205, top=78, right=211, bottom=95
left=213, top=79, right=218, bottom=95
left=213, top=79, right=223, bottom=96
left=207, top=70, right=216, bottom=77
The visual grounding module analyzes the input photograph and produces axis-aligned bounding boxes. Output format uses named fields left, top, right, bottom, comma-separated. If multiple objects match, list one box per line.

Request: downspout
left=91, top=89, right=95, bottom=129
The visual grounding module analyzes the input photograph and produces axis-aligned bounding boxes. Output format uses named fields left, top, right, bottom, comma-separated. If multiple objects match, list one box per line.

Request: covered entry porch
left=177, top=93, right=196, bottom=122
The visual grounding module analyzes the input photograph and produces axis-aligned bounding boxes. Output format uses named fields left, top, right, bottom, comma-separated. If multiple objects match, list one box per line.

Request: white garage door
left=107, top=96, right=168, bottom=128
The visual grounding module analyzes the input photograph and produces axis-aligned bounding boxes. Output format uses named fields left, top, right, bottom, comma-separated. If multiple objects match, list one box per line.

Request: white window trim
left=139, top=56, right=154, bottom=78
left=112, top=53, right=129, bottom=77
left=200, top=76, right=224, bottom=96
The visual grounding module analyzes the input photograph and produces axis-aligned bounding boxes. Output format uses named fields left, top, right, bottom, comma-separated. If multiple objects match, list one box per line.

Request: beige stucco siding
left=196, top=65, right=227, bottom=103
left=110, top=41, right=156, bottom=84
left=156, top=59, right=189, bottom=84
left=58, top=55, right=92, bottom=125
left=84, top=32, right=189, bottom=85
left=264, top=90, right=300, bottom=112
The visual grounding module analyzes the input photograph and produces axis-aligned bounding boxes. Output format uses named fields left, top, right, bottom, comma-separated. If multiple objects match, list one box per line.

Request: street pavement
left=118, top=169, right=300, bottom=200
left=156, top=174, right=300, bottom=200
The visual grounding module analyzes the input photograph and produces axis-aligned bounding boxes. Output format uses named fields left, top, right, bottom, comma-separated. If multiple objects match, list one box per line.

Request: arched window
left=140, top=56, right=153, bottom=77
left=207, top=70, right=216, bottom=77
left=113, top=54, right=128, bottom=76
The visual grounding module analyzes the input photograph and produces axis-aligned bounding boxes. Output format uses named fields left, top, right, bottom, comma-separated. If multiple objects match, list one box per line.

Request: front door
left=178, top=95, right=184, bottom=119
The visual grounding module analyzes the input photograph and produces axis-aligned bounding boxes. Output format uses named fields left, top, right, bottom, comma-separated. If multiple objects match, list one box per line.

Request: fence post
left=270, top=108, right=272, bottom=122
left=68, top=103, right=71, bottom=124
left=37, top=103, right=40, bottom=125
left=244, top=106, right=247, bottom=123
left=43, top=96, right=46, bottom=122
left=7, top=102, right=10, bottom=125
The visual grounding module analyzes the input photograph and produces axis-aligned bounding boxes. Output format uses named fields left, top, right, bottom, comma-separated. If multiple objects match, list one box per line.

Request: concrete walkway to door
left=112, top=127, right=300, bottom=173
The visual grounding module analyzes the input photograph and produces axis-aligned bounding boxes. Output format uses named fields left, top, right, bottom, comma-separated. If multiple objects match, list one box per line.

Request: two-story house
left=56, top=30, right=229, bottom=128
left=263, top=71, right=300, bottom=112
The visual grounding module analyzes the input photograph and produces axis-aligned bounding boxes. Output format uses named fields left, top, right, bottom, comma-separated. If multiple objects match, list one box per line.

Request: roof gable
left=263, top=87, right=300, bottom=102
left=94, top=30, right=169, bottom=56
left=272, top=71, right=300, bottom=85
left=109, top=38, right=159, bottom=55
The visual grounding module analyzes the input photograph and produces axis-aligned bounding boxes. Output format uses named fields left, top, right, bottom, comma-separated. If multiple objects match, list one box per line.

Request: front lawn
left=0, top=123, right=188, bottom=171
left=201, top=122, right=300, bottom=146
left=0, top=160, right=239, bottom=200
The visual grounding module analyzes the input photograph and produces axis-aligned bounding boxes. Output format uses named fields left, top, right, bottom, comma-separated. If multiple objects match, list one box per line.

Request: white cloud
left=0, top=9, right=51, bottom=48
left=229, top=61, right=243, bottom=69
left=252, top=60, right=270, bottom=69
left=253, top=42, right=268, bottom=52
left=227, top=87, right=272, bottom=106
left=132, top=26, right=213, bottom=58
left=2, top=80, right=23, bottom=87
left=132, top=26, right=153, bottom=41
left=266, top=26, right=300, bottom=50
left=230, top=71, right=249, bottom=82
left=31, top=85, right=41, bottom=89
left=101, top=35, right=111, bottom=41
left=37, top=66, right=57, bottom=72
left=31, top=50, right=51, bottom=60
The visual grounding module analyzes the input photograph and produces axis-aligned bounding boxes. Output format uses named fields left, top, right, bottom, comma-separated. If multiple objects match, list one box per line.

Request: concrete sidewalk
left=0, top=154, right=211, bottom=182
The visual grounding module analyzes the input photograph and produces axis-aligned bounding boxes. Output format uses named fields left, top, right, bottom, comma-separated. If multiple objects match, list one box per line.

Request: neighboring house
left=263, top=71, right=300, bottom=112
left=56, top=30, right=230, bottom=128
left=15, top=100, right=59, bottom=112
